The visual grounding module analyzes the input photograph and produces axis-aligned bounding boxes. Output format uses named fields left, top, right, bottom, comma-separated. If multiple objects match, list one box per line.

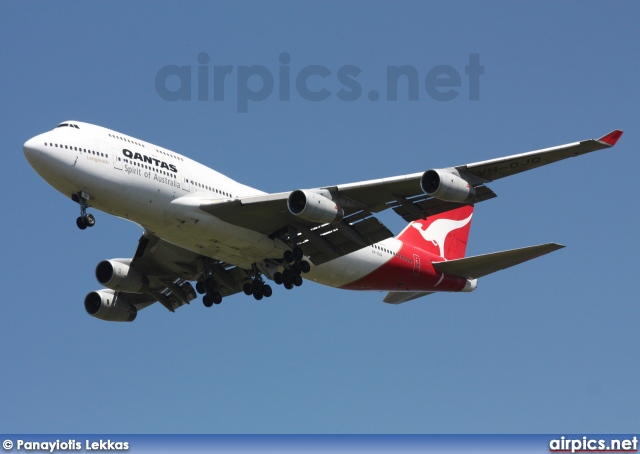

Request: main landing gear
left=72, top=192, right=95, bottom=230
left=196, top=275, right=223, bottom=308
left=273, top=246, right=310, bottom=290
left=196, top=246, right=311, bottom=307
left=243, top=264, right=273, bottom=301
left=243, top=279, right=273, bottom=301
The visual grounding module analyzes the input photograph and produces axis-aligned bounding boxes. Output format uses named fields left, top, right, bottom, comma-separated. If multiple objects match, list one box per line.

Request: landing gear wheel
left=203, top=294, right=214, bottom=307
left=253, top=290, right=264, bottom=300
left=290, top=265, right=301, bottom=277
left=262, top=284, right=273, bottom=298
left=299, top=260, right=311, bottom=273
left=83, top=214, right=95, bottom=227
left=284, top=280, right=293, bottom=290
left=75, top=192, right=94, bottom=230
left=212, top=292, right=222, bottom=305
left=76, top=217, right=87, bottom=230
left=195, top=281, right=206, bottom=294
left=283, top=250, right=294, bottom=263
left=293, top=246, right=304, bottom=261
left=293, top=275, right=303, bottom=287
left=252, top=280, right=263, bottom=293
left=274, top=272, right=284, bottom=285
left=204, top=278, right=217, bottom=295
left=243, top=283, right=253, bottom=295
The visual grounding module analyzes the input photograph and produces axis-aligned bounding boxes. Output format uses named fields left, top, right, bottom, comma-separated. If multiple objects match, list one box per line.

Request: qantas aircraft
left=23, top=122, right=622, bottom=321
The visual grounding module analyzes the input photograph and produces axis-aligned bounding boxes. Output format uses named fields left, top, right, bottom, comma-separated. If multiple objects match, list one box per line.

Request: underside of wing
left=89, top=233, right=256, bottom=321
left=130, top=233, right=253, bottom=308
left=199, top=196, right=394, bottom=265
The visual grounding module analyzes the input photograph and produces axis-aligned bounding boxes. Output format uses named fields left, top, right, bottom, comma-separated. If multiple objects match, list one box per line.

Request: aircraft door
left=412, top=253, right=421, bottom=276
left=112, top=148, right=123, bottom=170
left=180, top=170, right=191, bottom=192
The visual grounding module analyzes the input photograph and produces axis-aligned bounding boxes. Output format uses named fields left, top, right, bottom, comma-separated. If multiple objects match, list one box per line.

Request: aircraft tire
left=299, top=260, right=311, bottom=273
left=84, top=214, right=96, bottom=227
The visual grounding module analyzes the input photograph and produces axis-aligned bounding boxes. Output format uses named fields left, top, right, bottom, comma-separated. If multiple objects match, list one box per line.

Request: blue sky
left=2, top=1, right=639, bottom=433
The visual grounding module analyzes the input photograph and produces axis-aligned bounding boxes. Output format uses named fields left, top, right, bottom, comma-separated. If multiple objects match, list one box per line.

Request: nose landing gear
left=72, top=192, right=95, bottom=230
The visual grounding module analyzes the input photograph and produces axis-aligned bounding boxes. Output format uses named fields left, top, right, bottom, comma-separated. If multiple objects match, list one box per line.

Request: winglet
left=597, top=130, right=623, bottom=147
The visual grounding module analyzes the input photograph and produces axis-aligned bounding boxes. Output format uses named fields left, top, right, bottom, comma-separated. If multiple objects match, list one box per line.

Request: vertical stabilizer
left=396, top=205, right=474, bottom=260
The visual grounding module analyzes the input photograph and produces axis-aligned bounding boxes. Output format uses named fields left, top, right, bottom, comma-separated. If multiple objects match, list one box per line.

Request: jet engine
left=84, top=289, right=137, bottom=322
left=95, top=259, right=148, bottom=293
left=287, top=189, right=344, bottom=224
left=421, top=169, right=476, bottom=203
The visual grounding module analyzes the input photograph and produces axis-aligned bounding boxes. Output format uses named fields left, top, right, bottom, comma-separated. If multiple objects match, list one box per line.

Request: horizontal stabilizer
left=433, top=243, right=565, bottom=279
left=383, top=291, right=434, bottom=305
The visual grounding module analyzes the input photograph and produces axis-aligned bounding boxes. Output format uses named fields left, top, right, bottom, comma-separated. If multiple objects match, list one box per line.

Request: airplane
left=23, top=122, right=623, bottom=321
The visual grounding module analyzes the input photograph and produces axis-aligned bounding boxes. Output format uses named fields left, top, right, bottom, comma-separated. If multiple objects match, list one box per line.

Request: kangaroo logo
left=410, top=214, right=473, bottom=260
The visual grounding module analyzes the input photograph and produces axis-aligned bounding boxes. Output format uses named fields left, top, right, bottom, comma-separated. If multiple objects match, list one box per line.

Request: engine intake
left=288, top=189, right=344, bottom=224
left=84, top=290, right=137, bottom=322
left=421, top=169, right=476, bottom=203
left=96, top=259, right=148, bottom=293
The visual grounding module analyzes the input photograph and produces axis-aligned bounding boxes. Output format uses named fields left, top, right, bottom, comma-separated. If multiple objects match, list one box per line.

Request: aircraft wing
left=455, top=129, right=623, bottom=183
left=199, top=130, right=621, bottom=265
left=113, top=232, right=252, bottom=313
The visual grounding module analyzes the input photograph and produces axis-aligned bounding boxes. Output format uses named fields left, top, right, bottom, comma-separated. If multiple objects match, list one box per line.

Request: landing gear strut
left=72, top=192, right=95, bottom=230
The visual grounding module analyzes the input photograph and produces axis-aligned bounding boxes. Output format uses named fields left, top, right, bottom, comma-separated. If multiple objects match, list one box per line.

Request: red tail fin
left=396, top=205, right=474, bottom=260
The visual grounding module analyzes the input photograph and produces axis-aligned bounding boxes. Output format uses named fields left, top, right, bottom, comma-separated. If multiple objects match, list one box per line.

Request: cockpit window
left=57, top=123, right=69, bottom=128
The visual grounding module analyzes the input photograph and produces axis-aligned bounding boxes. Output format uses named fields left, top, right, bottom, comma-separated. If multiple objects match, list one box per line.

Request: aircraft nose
left=23, top=136, right=42, bottom=164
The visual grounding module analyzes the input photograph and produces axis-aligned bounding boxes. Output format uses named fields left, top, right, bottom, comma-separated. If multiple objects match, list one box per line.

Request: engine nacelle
left=287, top=189, right=344, bottom=224
left=84, top=289, right=137, bottom=322
left=95, top=259, right=148, bottom=293
left=421, top=169, right=476, bottom=202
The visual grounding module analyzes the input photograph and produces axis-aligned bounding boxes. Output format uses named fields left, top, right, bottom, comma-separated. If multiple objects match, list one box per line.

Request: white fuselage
left=23, top=121, right=398, bottom=288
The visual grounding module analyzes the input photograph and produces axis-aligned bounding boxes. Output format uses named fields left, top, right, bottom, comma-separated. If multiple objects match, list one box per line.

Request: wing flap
left=433, top=243, right=565, bottom=279
left=295, top=213, right=393, bottom=265
left=391, top=185, right=497, bottom=222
